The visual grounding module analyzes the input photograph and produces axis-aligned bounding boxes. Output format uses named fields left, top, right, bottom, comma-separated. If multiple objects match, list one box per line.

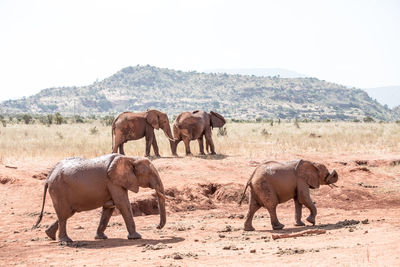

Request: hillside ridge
left=0, top=65, right=395, bottom=121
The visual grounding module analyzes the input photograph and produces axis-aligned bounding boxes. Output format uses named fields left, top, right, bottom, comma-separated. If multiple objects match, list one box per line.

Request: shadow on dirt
left=60, top=236, right=185, bottom=249
left=260, top=219, right=362, bottom=234
left=194, top=154, right=228, bottom=160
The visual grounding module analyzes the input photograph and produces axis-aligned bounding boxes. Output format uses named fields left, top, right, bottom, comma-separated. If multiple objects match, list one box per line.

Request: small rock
left=219, top=234, right=225, bottom=238
left=250, top=249, right=256, bottom=253
left=361, top=219, right=369, bottom=224
left=173, top=253, right=183, bottom=260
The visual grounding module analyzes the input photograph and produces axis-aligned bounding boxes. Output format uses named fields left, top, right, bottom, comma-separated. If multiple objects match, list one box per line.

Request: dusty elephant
left=111, top=109, right=175, bottom=157
left=32, top=154, right=166, bottom=242
left=239, top=159, right=338, bottom=231
left=171, top=110, right=226, bottom=156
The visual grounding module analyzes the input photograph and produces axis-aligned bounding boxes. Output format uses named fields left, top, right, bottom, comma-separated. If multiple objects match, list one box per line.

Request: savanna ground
left=1, top=121, right=400, bottom=266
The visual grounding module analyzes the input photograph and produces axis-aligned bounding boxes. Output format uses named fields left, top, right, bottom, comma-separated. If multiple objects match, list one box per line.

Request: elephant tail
left=238, top=168, right=257, bottom=206
left=32, top=182, right=48, bottom=229
left=111, top=124, right=115, bottom=151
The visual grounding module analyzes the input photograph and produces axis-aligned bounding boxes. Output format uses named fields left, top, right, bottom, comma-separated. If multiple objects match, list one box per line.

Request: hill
left=363, top=86, right=400, bottom=109
left=0, top=65, right=395, bottom=121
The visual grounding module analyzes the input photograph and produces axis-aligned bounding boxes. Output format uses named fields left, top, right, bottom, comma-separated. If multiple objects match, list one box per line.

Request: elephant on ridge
left=112, top=109, right=175, bottom=157
left=239, top=159, right=338, bottom=231
left=32, top=153, right=166, bottom=243
left=171, top=110, right=226, bottom=156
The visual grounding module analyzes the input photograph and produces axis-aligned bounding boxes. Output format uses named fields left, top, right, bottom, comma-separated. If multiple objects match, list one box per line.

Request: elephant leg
left=204, top=130, right=215, bottom=155
left=95, top=207, right=115, bottom=239
left=152, top=136, right=161, bottom=158
left=183, top=137, right=192, bottom=155
left=45, top=220, right=59, bottom=240
left=119, top=143, right=125, bottom=155
left=145, top=133, right=153, bottom=157
left=172, top=139, right=181, bottom=156
left=266, top=205, right=284, bottom=230
left=197, top=137, right=205, bottom=155
left=298, top=190, right=317, bottom=225
left=294, top=197, right=305, bottom=226
left=244, top=191, right=261, bottom=231
left=109, top=186, right=141, bottom=239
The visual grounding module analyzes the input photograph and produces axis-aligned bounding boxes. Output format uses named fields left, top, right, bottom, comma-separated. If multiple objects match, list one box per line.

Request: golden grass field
left=1, top=121, right=399, bottom=161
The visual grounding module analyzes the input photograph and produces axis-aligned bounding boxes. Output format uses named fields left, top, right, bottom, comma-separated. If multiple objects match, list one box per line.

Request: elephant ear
left=107, top=156, right=139, bottom=193
left=210, top=111, right=226, bottom=128
left=295, top=159, right=320, bottom=189
left=146, top=110, right=159, bottom=130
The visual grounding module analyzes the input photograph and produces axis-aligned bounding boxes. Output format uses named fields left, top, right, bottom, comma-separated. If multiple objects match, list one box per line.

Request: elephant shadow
left=258, top=219, right=361, bottom=234
left=58, top=236, right=185, bottom=249
left=194, top=154, right=228, bottom=160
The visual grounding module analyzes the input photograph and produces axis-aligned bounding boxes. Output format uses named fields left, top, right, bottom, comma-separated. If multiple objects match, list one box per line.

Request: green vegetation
left=0, top=65, right=397, bottom=121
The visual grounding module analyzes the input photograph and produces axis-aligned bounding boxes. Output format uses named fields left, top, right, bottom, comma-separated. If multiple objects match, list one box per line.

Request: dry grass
left=0, top=122, right=399, bottom=161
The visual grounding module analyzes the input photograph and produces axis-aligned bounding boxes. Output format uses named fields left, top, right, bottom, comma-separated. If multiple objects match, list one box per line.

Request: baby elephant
left=32, top=154, right=166, bottom=243
left=239, top=159, right=338, bottom=231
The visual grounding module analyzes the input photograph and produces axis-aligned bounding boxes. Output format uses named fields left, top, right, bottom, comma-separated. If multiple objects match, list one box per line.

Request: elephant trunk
left=154, top=179, right=166, bottom=229
left=326, top=169, right=338, bottom=185
left=162, top=123, right=175, bottom=142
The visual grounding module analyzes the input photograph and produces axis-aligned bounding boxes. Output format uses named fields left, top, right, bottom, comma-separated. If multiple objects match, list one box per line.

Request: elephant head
left=107, top=155, right=166, bottom=229
left=146, top=110, right=175, bottom=142
left=295, top=160, right=338, bottom=189
left=209, top=111, right=226, bottom=128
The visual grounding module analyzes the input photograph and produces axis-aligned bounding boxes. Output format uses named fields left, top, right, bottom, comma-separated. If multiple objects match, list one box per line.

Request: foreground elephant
left=112, top=109, right=175, bottom=157
left=239, top=159, right=338, bottom=231
left=32, top=154, right=166, bottom=242
left=171, top=110, right=226, bottom=156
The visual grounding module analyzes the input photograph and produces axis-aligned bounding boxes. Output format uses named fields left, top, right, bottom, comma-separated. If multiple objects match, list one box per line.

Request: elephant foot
left=45, top=227, right=57, bottom=240
left=199, top=152, right=206, bottom=156
left=172, top=153, right=178, bottom=157
left=209, top=152, right=216, bottom=155
left=95, top=232, right=108, bottom=239
left=306, top=216, right=315, bottom=225
left=272, top=223, right=285, bottom=230
left=244, top=225, right=255, bottom=231
left=155, top=154, right=161, bottom=158
left=185, top=152, right=193, bottom=156
left=128, top=232, right=142, bottom=239
left=59, top=236, right=73, bottom=243
left=294, top=221, right=306, bottom=227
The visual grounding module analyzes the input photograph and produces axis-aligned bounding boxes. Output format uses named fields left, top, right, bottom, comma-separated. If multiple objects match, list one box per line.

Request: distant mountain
left=393, top=105, right=400, bottom=119
left=205, top=68, right=306, bottom=78
left=363, top=86, right=400, bottom=108
left=0, top=65, right=395, bottom=121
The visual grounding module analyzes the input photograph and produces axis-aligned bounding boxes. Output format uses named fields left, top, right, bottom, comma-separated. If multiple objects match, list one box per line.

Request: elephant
left=171, top=110, right=226, bottom=156
left=32, top=153, right=166, bottom=243
left=239, top=159, right=338, bottom=231
left=111, top=109, right=175, bottom=157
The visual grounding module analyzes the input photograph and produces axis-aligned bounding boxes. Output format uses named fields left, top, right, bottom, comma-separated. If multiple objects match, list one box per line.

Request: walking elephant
left=32, top=154, right=166, bottom=242
left=171, top=110, right=226, bottom=156
left=112, top=109, right=175, bottom=157
left=239, top=159, right=338, bottom=231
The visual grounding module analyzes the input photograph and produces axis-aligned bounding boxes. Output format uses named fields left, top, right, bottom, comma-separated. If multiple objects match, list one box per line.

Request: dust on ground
left=1, top=153, right=400, bottom=266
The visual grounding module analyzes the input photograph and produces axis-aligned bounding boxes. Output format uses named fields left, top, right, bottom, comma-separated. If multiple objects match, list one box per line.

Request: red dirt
left=1, top=153, right=400, bottom=266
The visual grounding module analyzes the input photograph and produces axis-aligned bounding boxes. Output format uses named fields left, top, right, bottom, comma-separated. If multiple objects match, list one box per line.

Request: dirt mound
left=214, top=183, right=247, bottom=203
left=32, top=172, right=48, bottom=180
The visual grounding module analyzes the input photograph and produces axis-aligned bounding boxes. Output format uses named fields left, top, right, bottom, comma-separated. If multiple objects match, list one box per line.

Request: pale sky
left=0, top=0, right=399, bottom=101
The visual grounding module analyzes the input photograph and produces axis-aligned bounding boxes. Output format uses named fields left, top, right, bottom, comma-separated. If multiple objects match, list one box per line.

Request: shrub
left=90, top=126, right=99, bottom=135
left=363, top=116, right=374, bottom=123
left=101, top=115, right=114, bottom=126
left=54, top=112, right=64, bottom=125
left=217, top=126, right=227, bottom=137
left=22, top=114, right=33, bottom=124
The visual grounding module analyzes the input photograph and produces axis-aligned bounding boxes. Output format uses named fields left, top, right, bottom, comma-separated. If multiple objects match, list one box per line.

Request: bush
left=74, top=115, right=85, bottom=123
left=363, top=116, right=374, bottom=123
left=90, top=126, right=99, bottom=135
left=217, top=126, right=227, bottom=137
left=22, top=114, right=33, bottom=124
left=101, top=115, right=114, bottom=126
left=54, top=112, right=64, bottom=125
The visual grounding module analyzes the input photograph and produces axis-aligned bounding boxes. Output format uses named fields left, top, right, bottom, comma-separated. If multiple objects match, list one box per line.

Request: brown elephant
left=171, top=110, right=226, bottom=156
left=32, top=153, right=166, bottom=243
left=239, top=159, right=338, bottom=231
left=112, top=109, right=175, bottom=157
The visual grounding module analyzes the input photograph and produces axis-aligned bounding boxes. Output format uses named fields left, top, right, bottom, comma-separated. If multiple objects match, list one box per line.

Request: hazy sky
left=0, top=0, right=399, bottom=101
